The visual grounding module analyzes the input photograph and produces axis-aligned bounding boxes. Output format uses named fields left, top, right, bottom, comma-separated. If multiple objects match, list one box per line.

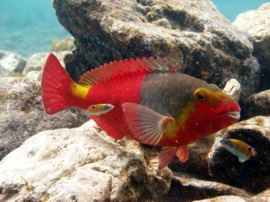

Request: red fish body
left=42, top=54, right=240, bottom=169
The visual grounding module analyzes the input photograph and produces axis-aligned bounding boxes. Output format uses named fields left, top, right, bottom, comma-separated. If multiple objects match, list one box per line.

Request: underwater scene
left=0, top=0, right=270, bottom=201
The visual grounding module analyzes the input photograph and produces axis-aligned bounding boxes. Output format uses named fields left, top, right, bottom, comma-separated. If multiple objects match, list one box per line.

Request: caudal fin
left=41, top=53, right=74, bottom=114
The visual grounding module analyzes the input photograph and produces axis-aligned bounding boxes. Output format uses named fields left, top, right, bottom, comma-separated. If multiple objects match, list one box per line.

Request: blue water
left=212, top=0, right=270, bottom=21
left=0, top=0, right=269, bottom=57
left=0, top=0, right=68, bottom=57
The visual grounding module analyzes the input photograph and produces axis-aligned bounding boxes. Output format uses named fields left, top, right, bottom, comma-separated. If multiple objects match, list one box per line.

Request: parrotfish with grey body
left=220, top=138, right=257, bottom=162
left=41, top=54, right=241, bottom=170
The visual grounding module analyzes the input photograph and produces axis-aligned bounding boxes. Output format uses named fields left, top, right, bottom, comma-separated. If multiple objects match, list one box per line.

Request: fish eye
left=248, top=147, right=252, bottom=151
left=91, top=106, right=96, bottom=109
left=196, top=93, right=204, bottom=99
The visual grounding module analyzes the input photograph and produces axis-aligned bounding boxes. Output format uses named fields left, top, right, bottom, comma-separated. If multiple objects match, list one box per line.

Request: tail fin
left=41, top=53, right=74, bottom=114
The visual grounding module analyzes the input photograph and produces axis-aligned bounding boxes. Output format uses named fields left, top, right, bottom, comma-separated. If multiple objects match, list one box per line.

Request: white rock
left=0, top=121, right=171, bottom=201
left=23, top=51, right=71, bottom=75
left=25, top=71, right=41, bottom=81
left=223, top=79, right=241, bottom=101
left=0, top=50, right=26, bottom=75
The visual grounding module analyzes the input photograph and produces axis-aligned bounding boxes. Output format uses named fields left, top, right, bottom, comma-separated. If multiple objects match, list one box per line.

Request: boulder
left=233, top=3, right=270, bottom=90
left=241, top=89, right=270, bottom=119
left=250, top=189, right=270, bottom=202
left=51, top=36, right=75, bottom=52
left=23, top=51, right=72, bottom=76
left=208, top=116, right=270, bottom=193
left=0, top=121, right=172, bottom=201
left=193, top=195, right=247, bottom=202
left=163, top=172, right=250, bottom=202
left=0, top=50, right=26, bottom=76
left=0, top=77, right=89, bottom=160
left=53, top=0, right=259, bottom=98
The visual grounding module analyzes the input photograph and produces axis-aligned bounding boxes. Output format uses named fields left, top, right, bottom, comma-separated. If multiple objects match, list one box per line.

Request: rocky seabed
left=0, top=0, right=270, bottom=201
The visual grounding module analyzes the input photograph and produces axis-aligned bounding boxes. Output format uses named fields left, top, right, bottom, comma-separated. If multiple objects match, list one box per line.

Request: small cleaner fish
left=87, top=104, right=114, bottom=116
left=220, top=138, right=257, bottom=162
left=42, top=54, right=241, bottom=169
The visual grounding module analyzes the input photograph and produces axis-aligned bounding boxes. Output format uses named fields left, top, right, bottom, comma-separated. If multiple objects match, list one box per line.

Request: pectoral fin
left=158, top=147, right=177, bottom=170
left=122, top=102, right=175, bottom=145
left=176, top=145, right=188, bottom=162
left=238, top=156, right=248, bottom=163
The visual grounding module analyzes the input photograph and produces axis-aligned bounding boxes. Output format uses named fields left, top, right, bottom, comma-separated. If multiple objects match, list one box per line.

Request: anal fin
left=158, top=146, right=177, bottom=170
left=176, top=145, right=188, bottom=162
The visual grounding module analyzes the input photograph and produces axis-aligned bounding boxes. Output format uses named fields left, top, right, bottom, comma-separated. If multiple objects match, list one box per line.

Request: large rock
left=241, top=89, right=270, bottom=119
left=233, top=3, right=270, bottom=90
left=51, top=36, right=75, bottom=52
left=0, top=77, right=88, bottom=160
left=208, top=116, right=270, bottom=193
left=164, top=172, right=250, bottom=202
left=23, top=51, right=72, bottom=79
left=53, top=0, right=259, bottom=98
left=194, top=195, right=247, bottom=202
left=0, top=121, right=172, bottom=201
left=250, top=189, right=270, bottom=202
left=0, top=50, right=26, bottom=76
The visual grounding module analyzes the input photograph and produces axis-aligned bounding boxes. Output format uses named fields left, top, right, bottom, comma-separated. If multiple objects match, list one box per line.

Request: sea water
left=212, top=0, right=270, bottom=21
left=0, top=0, right=68, bottom=57
left=0, top=0, right=269, bottom=57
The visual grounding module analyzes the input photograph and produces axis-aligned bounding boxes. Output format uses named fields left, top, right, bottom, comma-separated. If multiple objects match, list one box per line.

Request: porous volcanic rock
left=233, top=3, right=270, bottom=90
left=0, top=77, right=88, bottom=160
left=53, top=0, right=259, bottom=98
left=208, top=116, right=270, bottom=193
left=0, top=121, right=172, bottom=201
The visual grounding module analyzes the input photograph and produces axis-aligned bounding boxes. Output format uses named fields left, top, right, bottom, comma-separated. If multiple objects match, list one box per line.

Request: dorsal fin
left=78, top=57, right=177, bottom=86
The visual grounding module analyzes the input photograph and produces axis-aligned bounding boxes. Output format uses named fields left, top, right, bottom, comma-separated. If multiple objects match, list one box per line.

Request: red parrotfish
left=41, top=53, right=241, bottom=169
left=220, top=138, right=256, bottom=162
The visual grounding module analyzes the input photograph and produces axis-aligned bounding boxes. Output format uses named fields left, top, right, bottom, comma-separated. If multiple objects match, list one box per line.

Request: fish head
left=192, top=87, right=240, bottom=135
left=247, top=144, right=257, bottom=158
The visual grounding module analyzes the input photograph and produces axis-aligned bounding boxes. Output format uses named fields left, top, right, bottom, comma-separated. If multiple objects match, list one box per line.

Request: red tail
left=41, top=53, right=74, bottom=114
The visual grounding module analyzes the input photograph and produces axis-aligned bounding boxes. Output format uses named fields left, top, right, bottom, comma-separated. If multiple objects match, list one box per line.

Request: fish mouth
left=226, top=111, right=241, bottom=120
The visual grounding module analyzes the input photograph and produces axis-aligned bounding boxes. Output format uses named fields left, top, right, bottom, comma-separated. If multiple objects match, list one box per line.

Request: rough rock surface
left=53, top=0, right=259, bottom=98
left=250, top=189, right=270, bottom=202
left=23, top=51, right=72, bottom=76
left=193, top=195, right=247, bottom=202
left=241, top=89, right=270, bottom=119
left=0, top=77, right=88, bottom=160
left=0, top=121, right=172, bottom=201
left=0, top=50, right=26, bottom=76
left=223, top=79, right=241, bottom=101
left=208, top=116, right=270, bottom=193
left=163, top=172, right=250, bottom=202
left=52, top=36, right=75, bottom=52
left=233, top=3, right=270, bottom=90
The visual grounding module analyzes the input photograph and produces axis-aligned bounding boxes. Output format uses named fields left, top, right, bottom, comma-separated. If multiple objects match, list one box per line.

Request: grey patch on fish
left=140, top=72, right=220, bottom=117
